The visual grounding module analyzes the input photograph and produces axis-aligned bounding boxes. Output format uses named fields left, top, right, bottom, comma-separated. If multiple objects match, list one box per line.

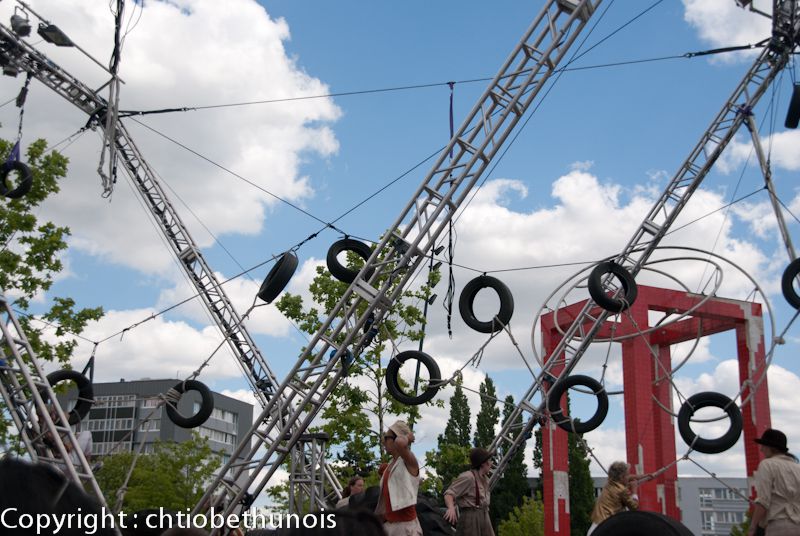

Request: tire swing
left=458, top=275, right=514, bottom=334
left=385, top=350, right=442, bottom=405
left=165, top=380, right=214, bottom=429
left=781, top=258, right=800, bottom=309
left=0, top=160, right=33, bottom=199
left=257, top=250, right=299, bottom=304
left=43, top=369, right=94, bottom=425
left=546, top=374, right=608, bottom=434
left=326, top=238, right=375, bottom=284
left=677, top=392, right=742, bottom=454
left=785, top=83, right=800, bottom=129
left=593, top=511, right=694, bottom=536
left=588, top=261, right=638, bottom=313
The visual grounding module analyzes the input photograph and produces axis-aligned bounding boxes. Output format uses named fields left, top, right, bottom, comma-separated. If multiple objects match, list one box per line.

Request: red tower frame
left=539, top=285, right=770, bottom=535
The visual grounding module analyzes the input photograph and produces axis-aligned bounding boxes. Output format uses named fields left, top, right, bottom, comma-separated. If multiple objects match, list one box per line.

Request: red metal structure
left=539, top=285, right=771, bottom=535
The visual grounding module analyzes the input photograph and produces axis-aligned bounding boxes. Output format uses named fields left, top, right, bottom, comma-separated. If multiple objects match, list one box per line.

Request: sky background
left=1, top=0, right=799, bottom=498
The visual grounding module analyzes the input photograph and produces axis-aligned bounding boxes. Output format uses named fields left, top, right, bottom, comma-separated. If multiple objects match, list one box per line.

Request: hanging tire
left=1, top=161, right=32, bottom=199
left=385, top=350, right=442, bottom=405
left=677, top=391, right=742, bottom=454
left=588, top=261, right=638, bottom=313
left=594, top=511, right=694, bottom=536
left=326, top=238, right=375, bottom=284
left=44, top=370, right=93, bottom=425
left=165, top=380, right=214, bottom=429
left=785, top=83, right=800, bottom=129
left=458, top=275, right=514, bottom=333
left=546, top=374, right=608, bottom=434
left=257, top=251, right=298, bottom=304
left=781, top=258, right=800, bottom=309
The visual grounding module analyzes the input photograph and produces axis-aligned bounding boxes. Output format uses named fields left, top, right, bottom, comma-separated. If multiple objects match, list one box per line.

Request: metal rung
left=422, top=186, right=456, bottom=209
left=489, top=90, right=524, bottom=116
left=455, top=138, right=488, bottom=162
left=352, top=278, right=392, bottom=308
left=556, top=0, right=593, bottom=22
left=642, top=219, right=662, bottom=235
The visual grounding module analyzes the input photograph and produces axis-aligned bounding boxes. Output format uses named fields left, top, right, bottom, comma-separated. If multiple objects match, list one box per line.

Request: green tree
left=731, top=510, right=754, bottom=536
left=532, top=427, right=544, bottom=498
left=96, top=433, right=222, bottom=512
left=568, top=429, right=594, bottom=536
left=275, top=248, right=438, bottom=485
left=0, top=138, right=103, bottom=447
left=532, top=398, right=595, bottom=535
left=497, top=496, right=545, bottom=536
left=424, top=377, right=472, bottom=498
left=491, top=395, right=529, bottom=529
left=473, top=376, right=499, bottom=449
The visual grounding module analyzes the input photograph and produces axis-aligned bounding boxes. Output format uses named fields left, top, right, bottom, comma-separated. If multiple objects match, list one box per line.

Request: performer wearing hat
left=749, top=428, right=800, bottom=536
left=376, top=420, right=423, bottom=536
left=443, top=447, right=495, bottom=536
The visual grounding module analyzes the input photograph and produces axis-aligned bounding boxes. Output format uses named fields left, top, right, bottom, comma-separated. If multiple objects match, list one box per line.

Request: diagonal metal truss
left=0, top=292, right=118, bottom=532
left=0, top=18, right=342, bottom=507
left=188, top=1, right=603, bottom=529
left=487, top=0, right=800, bottom=488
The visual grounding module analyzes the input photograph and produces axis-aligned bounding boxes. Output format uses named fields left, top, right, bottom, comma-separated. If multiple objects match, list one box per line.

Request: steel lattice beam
left=189, top=1, right=603, bottom=530
left=487, top=0, right=800, bottom=492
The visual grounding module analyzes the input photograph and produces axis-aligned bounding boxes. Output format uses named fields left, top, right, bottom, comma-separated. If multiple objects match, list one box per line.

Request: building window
left=138, top=419, right=161, bottom=432
left=701, top=511, right=715, bottom=531
left=198, top=426, right=236, bottom=446
left=194, top=404, right=238, bottom=425
left=95, top=395, right=136, bottom=408
left=87, top=418, right=133, bottom=431
left=141, top=397, right=161, bottom=408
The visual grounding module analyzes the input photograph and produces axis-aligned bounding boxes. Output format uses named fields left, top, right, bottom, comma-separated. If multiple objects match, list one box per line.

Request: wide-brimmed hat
left=754, top=428, right=789, bottom=453
left=470, top=448, right=494, bottom=469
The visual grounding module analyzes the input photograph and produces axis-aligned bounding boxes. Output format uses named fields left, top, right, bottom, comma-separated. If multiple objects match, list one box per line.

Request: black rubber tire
left=165, top=380, right=214, bottom=429
left=326, top=238, right=375, bottom=284
left=257, top=251, right=298, bottom=304
left=385, top=350, right=442, bottom=405
left=781, top=258, right=800, bottom=309
left=785, top=83, right=800, bottom=129
left=588, top=261, right=638, bottom=313
left=44, top=370, right=93, bottom=425
left=593, top=511, right=693, bottom=536
left=677, top=391, right=742, bottom=454
left=1, top=161, right=32, bottom=199
left=458, top=275, right=514, bottom=334
left=546, top=374, right=608, bottom=434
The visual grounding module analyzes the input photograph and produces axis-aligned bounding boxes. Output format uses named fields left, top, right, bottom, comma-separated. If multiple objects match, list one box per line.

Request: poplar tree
left=473, top=376, right=499, bottom=449
left=424, top=377, right=471, bottom=498
left=491, top=395, right=529, bottom=529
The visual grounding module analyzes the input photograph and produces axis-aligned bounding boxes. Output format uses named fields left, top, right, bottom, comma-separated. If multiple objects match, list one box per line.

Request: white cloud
left=64, top=308, right=245, bottom=383
left=682, top=0, right=771, bottom=62
left=154, top=268, right=294, bottom=338
left=0, top=0, right=340, bottom=274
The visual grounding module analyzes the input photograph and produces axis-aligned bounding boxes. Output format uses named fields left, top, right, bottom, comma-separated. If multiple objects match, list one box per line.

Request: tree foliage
left=497, top=496, right=545, bottom=536
left=473, top=375, right=499, bottom=449
left=424, top=377, right=472, bottom=498
left=491, top=395, right=529, bottom=529
left=274, top=248, right=438, bottom=488
left=96, top=434, right=221, bottom=512
left=568, top=429, right=594, bottom=536
left=0, top=139, right=103, bottom=447
left=532, top=398, right=595, bottom=535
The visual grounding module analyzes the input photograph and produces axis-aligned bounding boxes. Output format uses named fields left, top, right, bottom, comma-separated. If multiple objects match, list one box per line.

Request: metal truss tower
left=188, top=1, right=604, bottom=531
left=486, top=0, right=800, bottom=508
left=0, top=16, right=340, bottom=508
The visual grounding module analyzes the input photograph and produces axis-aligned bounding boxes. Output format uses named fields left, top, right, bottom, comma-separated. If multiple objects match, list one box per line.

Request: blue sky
left=1, top=0, right=799, bottom=486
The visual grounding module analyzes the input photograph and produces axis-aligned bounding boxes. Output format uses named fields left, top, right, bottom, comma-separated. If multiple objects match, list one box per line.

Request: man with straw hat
left=748, top=428, right=800, bottom=536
